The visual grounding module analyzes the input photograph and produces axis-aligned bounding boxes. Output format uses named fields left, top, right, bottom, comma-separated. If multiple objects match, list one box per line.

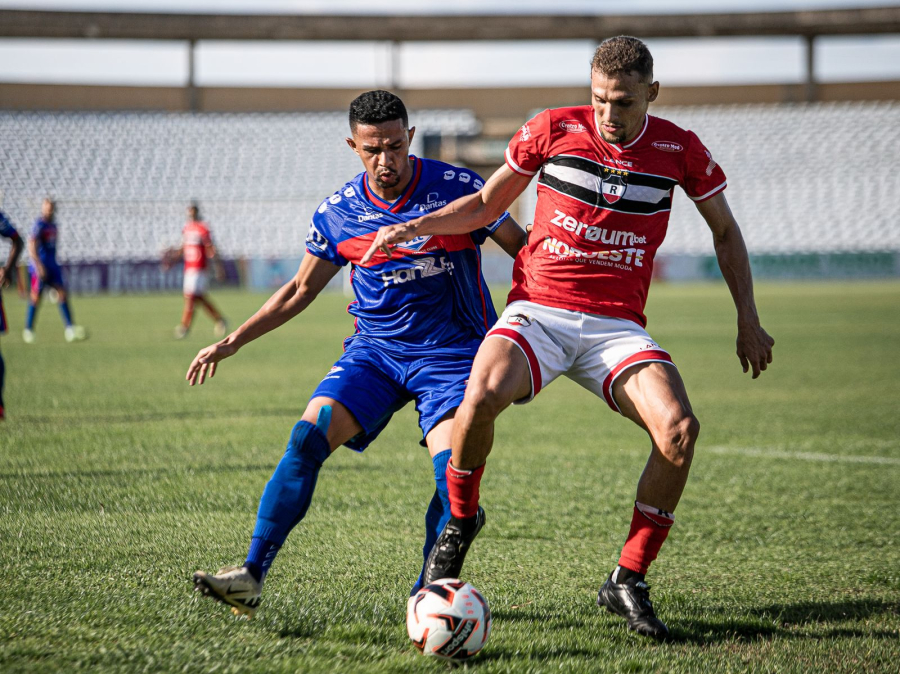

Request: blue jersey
left=0, top=211, right=20, bottom=333
left=30, top=218, right=58, bottom=267
left=305, top=157, right=509, bottom=357
left=0, top=211, right=19, bottom=241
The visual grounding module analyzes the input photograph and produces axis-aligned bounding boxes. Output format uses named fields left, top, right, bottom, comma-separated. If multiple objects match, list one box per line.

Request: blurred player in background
left=188, top=90, right=526, bottom=618
left=166, top=203, right=227, bottom=339
left=0, top=209, right=24, bottom=420
left=365, top=37, right=775, bottom=640
left=23, top=198, right=86, bottom=344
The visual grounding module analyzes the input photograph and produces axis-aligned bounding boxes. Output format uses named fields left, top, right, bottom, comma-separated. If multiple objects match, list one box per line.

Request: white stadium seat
left=2, top=103, right=898, bottom=262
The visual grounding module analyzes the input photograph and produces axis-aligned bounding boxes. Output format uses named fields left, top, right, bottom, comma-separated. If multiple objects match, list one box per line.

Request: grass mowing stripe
left=707, top=446, right=900, bottom=466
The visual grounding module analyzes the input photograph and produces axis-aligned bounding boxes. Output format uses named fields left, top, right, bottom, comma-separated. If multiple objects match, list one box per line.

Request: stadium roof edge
left=2, top=7, right=900, bottom=41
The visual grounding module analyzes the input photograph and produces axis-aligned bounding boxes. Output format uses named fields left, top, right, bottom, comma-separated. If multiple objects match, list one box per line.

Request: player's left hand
left=360, top=222, right=420, bottom=265
left=736, top=322, right=774, bottom=379
left=0, top=267, right=9, bottom=288
left=186, top=341, right=239, bottom=386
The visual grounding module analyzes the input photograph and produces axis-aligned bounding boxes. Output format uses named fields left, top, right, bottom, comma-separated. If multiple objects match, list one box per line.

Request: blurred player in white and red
left=0, top=209, right=24, bottom=419
left=167, top=203, right=227, bottom=339
left=364, top=36, right=775, bottom=640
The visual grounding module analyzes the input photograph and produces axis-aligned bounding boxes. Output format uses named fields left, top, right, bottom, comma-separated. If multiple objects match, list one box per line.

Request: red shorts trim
left=602, top=350, right=674, bottom=412
left=486, top=327, right=543, bottom=399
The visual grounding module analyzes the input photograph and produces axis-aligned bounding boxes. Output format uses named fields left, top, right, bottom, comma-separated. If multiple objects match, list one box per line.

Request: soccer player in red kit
left=363, top=36, right=775, bottom=639
left=170, top=203, right=227, bottom=339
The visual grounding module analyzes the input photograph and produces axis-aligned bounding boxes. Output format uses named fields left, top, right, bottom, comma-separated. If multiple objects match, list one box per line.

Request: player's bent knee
left=659, top=413, right=699, bottom=468
left=462, top=380, right=509, bottom=423
left=285, top=420, right=331, bottom=468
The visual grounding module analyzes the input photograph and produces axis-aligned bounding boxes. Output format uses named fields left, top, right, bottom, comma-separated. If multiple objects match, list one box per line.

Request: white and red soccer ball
left=406, top=579, right=492, bottom=661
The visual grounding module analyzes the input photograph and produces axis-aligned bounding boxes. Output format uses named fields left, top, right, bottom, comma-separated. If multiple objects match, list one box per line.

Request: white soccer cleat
left=174, top=325, right=189, bottom=340
left=23, top=329, right=35, bottom=344
left=64, top=325, right=87, bottom=342
left=193, top=566, right=262, bottom=618
left=213, top=319, right=228, bottom=338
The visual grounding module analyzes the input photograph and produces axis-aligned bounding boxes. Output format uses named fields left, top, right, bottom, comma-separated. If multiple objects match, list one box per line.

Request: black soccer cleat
left=597, top=572, right=670, bottom=640
left=423, top=507, right=485, bottom=585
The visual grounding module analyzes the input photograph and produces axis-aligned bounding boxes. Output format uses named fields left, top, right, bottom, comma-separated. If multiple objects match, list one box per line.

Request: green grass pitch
left=1, top=281, right=898, bottom=673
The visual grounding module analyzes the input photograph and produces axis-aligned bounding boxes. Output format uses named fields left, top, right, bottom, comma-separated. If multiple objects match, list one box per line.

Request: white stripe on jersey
left=505, top=147, right=538, bottom=176
left=543, top=163, right=672, bottom=204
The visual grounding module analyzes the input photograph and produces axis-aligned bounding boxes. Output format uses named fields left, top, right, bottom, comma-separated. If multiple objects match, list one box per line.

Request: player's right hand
left=186, top=341, right=239, bottom=386
left=360, top=221, right=420, bottom=265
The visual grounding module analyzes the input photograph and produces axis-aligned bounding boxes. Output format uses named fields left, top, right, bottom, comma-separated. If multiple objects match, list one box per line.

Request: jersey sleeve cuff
left=305, top=246, right=346, bottom=266
left=688, top=181, right=727, bottom=202
left=505, top=147, right=538, bottom=177
left=486, top=210, right=511, bottom=233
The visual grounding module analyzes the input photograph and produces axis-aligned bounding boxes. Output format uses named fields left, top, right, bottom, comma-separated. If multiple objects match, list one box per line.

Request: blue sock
left=411, top=449, right=452, bottom=596
left=244, top=407, right=332, bottom=582
left=25, top=304, right=36, bottom=330
left=59, top=301, right=73, bottom=327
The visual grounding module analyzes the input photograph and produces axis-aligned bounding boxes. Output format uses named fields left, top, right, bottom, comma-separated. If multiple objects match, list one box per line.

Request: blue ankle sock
left=25, top=304, right=36, bottom=330
left=59, top=301, right=73, bottom=327
left=411, top=449, right=452, bottom=595
left=244, top=409, right=332, bottom=582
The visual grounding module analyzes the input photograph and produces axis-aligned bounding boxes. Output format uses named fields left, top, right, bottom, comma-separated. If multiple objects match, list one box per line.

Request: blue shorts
left=311, top=340, right=474, bottom=452
left=29, top=264, right=65, bottom=294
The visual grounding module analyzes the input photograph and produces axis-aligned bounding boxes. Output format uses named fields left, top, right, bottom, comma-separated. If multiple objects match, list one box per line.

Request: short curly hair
left=349, top=90, right=408, bottom=132
left=591, top=36, right=653, bottom=83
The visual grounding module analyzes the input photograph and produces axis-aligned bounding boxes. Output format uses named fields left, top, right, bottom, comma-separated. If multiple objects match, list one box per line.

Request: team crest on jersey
left=601, top=168, right=628, bottom=204
left=507, top=313, right=532, bottom=327
left=395, top=235, right=434, bottom=253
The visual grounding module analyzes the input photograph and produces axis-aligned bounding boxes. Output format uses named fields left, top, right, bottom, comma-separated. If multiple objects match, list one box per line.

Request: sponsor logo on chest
left=549, top=209, right=647, bottom=245
left=381, top=256, right=454, bottom=286
left=559, top=119, right=587, bottom=133
left=652, top=140, right=683, bottom=153
left=415, top=191, right=448, bottom=213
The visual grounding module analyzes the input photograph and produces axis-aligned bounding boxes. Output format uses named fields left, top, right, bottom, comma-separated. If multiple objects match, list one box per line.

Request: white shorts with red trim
left=486, top=300, right=675, bottom=412
left=183, top=269, right=209, bottom=297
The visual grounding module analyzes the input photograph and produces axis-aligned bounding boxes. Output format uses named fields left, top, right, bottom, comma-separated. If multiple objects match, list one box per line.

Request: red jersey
left=505, top=106, right=727, bottom=326
left=182, top=220, right=213, bottom=272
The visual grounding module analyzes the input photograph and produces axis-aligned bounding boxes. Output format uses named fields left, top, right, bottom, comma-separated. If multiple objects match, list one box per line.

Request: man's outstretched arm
left=186, top=254, right=341, bottom=385
left=361, top=165, right=533, bottom=264
left=696, top=192, right=774, bottom=378
left=489, top=217, right=529, bottom=259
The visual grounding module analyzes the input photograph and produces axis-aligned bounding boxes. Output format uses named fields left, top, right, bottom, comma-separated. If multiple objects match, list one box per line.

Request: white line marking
left=706, top=446, right=900, bottom=466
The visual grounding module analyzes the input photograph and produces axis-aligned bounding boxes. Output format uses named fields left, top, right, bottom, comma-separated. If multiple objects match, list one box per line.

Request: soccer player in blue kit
left=0, top=209, right=24, bottom=420
left=22, top=198, right=86, bottom=344
left=187, top=91, right=527, bottom=618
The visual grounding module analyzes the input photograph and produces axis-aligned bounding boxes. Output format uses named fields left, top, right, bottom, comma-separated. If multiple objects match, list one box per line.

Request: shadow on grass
left=670, top=599, right=900, bottom=644
left=492, top=608, right=591, bottom=630
left=667, top=617, right=778, bottom=644
left=751, top=598, right=900, bottom=626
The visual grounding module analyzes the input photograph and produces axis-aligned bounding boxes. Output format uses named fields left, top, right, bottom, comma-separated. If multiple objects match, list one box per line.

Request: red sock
left=446, top=462, right=485, bottom=519
left=618, top=501, right=675, bottom=575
